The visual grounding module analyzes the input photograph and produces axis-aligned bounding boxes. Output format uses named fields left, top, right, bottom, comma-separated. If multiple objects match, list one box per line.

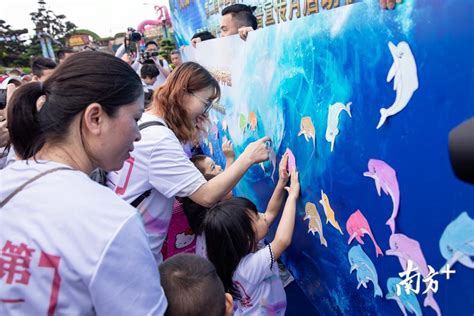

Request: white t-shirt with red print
left=0, top=160, right=167, bottom=315
left=233, top=242, right=287, bottom=316
left=107, top=112, right=207, bottom=263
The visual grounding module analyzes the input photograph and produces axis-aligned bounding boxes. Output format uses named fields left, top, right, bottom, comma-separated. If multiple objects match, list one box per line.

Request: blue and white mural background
left=179, top=0, right=474, bottom=314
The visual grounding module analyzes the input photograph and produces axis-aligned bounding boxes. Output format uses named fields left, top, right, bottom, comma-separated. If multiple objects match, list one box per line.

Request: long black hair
left=202, top=197, right=258, bottom=298
left=8, top=51, right=143, bottom=159
left=181, top=171, right=216, bottom=234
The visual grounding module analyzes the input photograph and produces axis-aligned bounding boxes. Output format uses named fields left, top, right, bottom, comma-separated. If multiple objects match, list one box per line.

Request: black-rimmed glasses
left=190, top=92, right=213, bottom=114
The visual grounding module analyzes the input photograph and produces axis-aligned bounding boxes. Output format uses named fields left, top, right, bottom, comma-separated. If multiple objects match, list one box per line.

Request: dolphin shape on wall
left=386, top=234, right=441, bottom=316
left=377, top=41, right=419, bottom=129
left=285, top=148, right=297, bottom=172
left=348, top=245, right=383, bottom=297
left=326, top=102, right=352, bottom=152
left=363, top=159, right=400, bottom=234
left=239, top=113, right=247, bottom=133
left=386, top=277, right=423, bottom=316
left=319, top=190, right=343, bottom=235
left=304, top=202, right=328, bottom=247
left=346, top=209, right=383, bottom=257
left=298, top=116, right=316, bottom=155
left=439, top=211, right=474, bottom=270
left=249, top=111, right=258, bottom=131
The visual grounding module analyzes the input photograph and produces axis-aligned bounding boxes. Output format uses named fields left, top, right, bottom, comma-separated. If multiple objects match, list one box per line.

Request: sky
left=2, top=0, right=170, bottom=38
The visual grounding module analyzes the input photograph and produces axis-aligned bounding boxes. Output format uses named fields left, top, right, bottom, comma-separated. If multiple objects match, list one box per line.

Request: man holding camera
left=131, top=41, right=171, bottom=88
left=116, top=29, right=172, bottom=88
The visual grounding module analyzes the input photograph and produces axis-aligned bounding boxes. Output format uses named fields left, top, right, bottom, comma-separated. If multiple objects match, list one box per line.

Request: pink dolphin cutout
left=285, top=148, right=296, bottom=172
left=363, top=159, right=400, bottom=234
left=386, top=234, right=442, bottom=316
left=346, top=209, right=383, bottom=257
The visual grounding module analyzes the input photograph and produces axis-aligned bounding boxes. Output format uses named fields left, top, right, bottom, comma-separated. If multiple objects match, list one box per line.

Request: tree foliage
left=159, top=38, right=176, bottom=62
left=30, top=0, right=76, bottom=43
left=1, top=0, right=77, bottom=67
left=0, top=19, right=29, bottom=66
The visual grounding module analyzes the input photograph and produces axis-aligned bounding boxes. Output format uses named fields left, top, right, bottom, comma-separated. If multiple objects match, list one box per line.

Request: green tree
left=159, top=38, right=175, bottom=63
left=26, top=0, right=77, bottom=60
left=0, top=19, right=29, bottom=66
left=30, top=0, right=77, bottom=44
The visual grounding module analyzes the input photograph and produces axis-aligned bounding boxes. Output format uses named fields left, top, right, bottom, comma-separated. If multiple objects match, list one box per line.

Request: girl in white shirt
left=0, top=51, right=166, bottom=315
left=107, top=62, right=270, bottom=263
left=201, top=164, right=300, bottom=316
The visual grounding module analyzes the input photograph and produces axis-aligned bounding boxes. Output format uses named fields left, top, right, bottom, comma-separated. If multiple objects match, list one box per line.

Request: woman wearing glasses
left=107, top=62, right=270, bottom=263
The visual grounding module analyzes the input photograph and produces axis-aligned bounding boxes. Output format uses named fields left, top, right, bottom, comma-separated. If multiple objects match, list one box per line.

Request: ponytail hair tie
left=37, top=81, right=46, bottom=111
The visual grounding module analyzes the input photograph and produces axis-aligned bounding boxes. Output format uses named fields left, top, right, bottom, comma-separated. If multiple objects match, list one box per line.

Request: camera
left=0, top=77, right=22, bottom=109
left=140, top=51, right=165, bottom=68
left=142, top=51, right=160, bottom=60
left=449, top=117, right=474, bottom=184
left=126, top=27, right=142, bottom=42
left=124, top=27, right=143, bottom=54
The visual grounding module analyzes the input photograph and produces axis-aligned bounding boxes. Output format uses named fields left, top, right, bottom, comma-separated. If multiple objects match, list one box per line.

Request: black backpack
left=90, top=120, right=165, bottom=207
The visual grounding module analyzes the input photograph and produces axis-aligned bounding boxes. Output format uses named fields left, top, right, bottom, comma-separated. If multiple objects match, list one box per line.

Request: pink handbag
left=161, top=199, right=196, bottom=259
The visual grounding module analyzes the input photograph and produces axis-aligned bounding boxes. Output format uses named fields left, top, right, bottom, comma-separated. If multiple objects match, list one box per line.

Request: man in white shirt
left=115, top=40, right=171, bottom=88
left=132, top=41, right=171, bottom=88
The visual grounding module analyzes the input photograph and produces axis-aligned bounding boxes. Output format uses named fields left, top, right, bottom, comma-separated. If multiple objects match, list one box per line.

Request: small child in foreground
left=159, top=253, right=233, bottom=316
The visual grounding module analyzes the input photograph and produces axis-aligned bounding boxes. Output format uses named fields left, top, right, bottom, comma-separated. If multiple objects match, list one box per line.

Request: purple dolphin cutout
left=386, top=234, right=442, bottom=316
left=363, top=159, right=400, bottom=234
left=285, top=148, right=296, bottom=172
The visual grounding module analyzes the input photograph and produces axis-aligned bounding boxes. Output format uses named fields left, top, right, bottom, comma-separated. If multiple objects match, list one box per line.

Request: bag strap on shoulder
left=1, top=167, right=72, bottom=208
left=138, top=120, right=165, bottom=131
left=129, top=121, right=165, bottom=208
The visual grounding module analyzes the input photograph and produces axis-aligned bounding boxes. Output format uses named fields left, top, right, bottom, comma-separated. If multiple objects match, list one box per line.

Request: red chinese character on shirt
left=0, top=240, right=35, bottom=285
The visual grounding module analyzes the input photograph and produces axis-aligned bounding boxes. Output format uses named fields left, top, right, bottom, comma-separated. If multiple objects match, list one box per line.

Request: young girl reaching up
left=202, top=167, right=300, bottom=316
left=186, top=151, right=288, bottom=256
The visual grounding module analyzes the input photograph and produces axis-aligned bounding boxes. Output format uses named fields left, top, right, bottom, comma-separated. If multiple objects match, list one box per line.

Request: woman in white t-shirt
left=201, top=168, right=300, bottom=316
left=107, top=62, right=270, bottom=263
left=0, top=51, right=167, bottom=315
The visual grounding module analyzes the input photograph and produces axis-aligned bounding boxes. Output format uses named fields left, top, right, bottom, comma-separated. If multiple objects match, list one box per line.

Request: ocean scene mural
left=181, top=0, right=474, bottom=314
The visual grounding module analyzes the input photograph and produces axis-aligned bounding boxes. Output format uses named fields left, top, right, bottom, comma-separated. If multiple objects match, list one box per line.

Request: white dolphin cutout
left=377, top=41, right=419, bottom=129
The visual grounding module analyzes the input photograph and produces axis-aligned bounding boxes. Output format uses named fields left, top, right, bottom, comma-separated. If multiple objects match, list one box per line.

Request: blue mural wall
left=180, top=0, right=474, bottom=314
left=170, top=0, right=354, bottom=46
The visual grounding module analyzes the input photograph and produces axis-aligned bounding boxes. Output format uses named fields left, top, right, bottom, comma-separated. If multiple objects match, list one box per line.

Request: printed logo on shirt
left=234, top=281, right=253, bottom=308
left=175, top=229, right=195, bottom=249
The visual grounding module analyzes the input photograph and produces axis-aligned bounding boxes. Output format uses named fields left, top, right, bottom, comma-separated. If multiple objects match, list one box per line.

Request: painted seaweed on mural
left=182, top=0, right=474, bottom=314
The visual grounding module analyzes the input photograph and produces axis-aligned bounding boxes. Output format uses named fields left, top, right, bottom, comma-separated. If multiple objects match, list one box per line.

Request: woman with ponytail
left=0, top=51, right=167, bottom=315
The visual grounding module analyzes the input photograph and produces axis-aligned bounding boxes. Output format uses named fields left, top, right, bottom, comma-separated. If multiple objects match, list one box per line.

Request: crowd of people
left=0, top=1, right=401, bottom=315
